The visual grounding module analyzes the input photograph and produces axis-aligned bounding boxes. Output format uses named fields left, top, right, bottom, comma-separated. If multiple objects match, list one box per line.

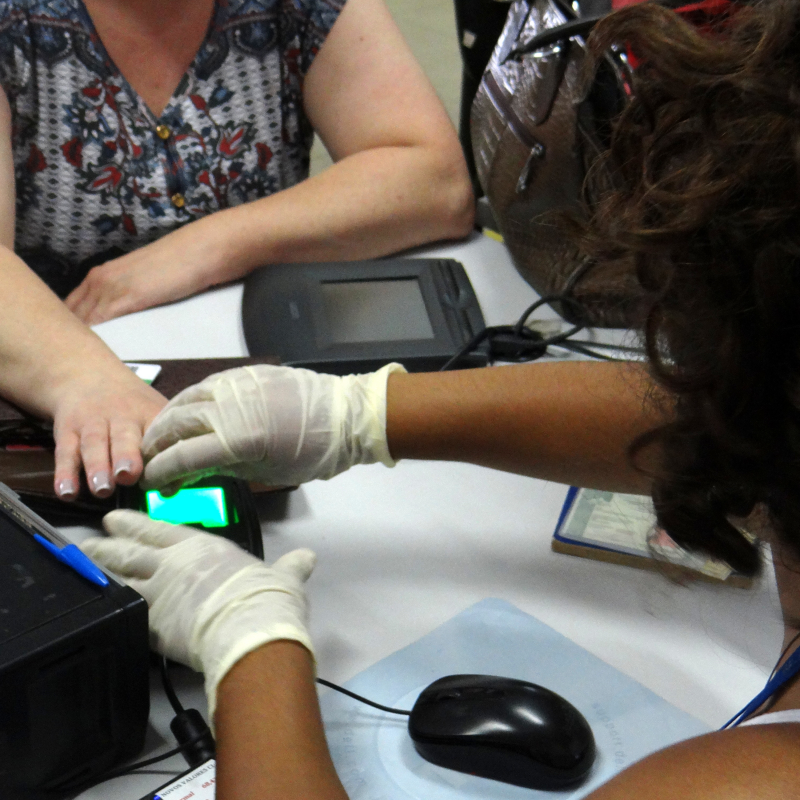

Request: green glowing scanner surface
left=146, top=487, right=228, bottom=528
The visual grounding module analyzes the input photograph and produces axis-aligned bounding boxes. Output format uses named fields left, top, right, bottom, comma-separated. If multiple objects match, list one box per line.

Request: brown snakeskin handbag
left=470, top=0, right=645, bottom=328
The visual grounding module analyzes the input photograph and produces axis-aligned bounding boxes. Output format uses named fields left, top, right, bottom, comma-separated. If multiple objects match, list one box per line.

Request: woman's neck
left=82, top=0, right=215, bottom=118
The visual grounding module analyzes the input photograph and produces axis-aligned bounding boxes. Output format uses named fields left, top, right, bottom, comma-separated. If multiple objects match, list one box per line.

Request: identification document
left=552, top=487, right=751, bottom=588
left=138, top=759, right=216, bottom=800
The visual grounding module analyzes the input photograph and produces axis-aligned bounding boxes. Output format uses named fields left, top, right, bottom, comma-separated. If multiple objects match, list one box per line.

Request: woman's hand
left=81, top=510, right=316, bottom=718
left=141, top=362, right=404, bottom=493
left=64, top=219, right=230, bottom=324
left=51, top=365, right=166, bottom=499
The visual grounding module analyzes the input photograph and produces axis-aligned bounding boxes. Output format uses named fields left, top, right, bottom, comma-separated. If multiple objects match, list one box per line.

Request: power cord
left=70, top=658, right=216, bottom=792
left=78, top=731, right=211, bottom=786
left=160, top=657, right=217, bottom=768
left=440, top=293, right=643, bottom=371
left=316, top=677, right=412, bottom=715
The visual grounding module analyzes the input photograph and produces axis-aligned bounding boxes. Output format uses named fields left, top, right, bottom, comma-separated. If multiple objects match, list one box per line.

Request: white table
left=76, top=233, right=784, bottom=800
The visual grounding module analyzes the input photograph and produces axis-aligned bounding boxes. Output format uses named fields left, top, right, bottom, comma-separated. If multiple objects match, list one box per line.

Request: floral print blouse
left=0, top=0, right=345, bottom=296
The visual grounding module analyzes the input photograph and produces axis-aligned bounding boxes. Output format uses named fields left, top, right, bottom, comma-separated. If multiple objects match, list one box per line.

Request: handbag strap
left=504, top=0, right=735, bottom=63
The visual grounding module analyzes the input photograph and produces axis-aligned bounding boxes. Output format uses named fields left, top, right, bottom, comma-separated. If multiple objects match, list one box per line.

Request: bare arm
left=0, top=88, right=165, bottom=497
left=215, top=643, right=348, bottom=800
left=141, top=359, right=670, bottom=494
left=387, top=361, right=667, bottom=493
left=66, top=0, right=474, bottom=324
left=223, top=0, right=474, bottom=265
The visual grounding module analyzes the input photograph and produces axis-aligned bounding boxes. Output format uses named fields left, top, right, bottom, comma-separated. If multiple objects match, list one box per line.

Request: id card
left=139, top=759, right=216, bottom=800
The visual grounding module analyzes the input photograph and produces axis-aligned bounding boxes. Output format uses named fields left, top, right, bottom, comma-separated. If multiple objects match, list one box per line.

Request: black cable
left=59, top=731, right=210, bottom=791
left=566, top=340, right=646, bottom=354
left=76, top=660, right=217, bottom=792
left=440, top=327, right=494, bottom=372
left=88, top=734, right=209, bottom=783
left=557, top=341, right=618, bottom=361
left=160, top=658, right=216, bottom=768
left=440, top=293, right=588, bottom=371
left=441, top=287, right=649, bottom=370
left=316, top=677, right=412, bottom=716
left=161, top=656, right=185, bottom=715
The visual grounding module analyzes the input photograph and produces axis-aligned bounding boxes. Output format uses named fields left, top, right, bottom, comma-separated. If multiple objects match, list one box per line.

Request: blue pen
left=33, top=534, right=109, bottom=588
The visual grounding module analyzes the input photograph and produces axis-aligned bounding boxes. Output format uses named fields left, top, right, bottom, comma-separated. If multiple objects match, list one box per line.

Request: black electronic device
left=242, top=258, right=488, bottom=374
left=408, top=674, right=596, bottom=790
left=0, top=483, right=149, bottom=797
left=118, top=476, right=264, bottom=559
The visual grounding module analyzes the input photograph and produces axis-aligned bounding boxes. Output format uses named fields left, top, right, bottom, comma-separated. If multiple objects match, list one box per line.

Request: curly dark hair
left=580, top=0, right=800, bottom=576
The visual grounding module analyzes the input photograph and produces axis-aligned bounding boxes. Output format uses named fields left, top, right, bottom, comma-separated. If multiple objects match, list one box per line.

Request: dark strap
left=504, top=0, right=735, bottom=62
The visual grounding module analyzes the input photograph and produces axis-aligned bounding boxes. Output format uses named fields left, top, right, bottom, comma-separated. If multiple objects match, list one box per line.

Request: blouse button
left=171, top=193, right=186, bottom=209
left=156, top=124, right=171, bottom=140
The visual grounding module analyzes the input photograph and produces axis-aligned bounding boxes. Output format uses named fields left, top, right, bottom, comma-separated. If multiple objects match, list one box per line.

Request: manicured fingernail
left=57, top=479, right=77, bottom=500
left=114, top=459, right=135, bottom=479
left=91, top=472, right=113, bottom=497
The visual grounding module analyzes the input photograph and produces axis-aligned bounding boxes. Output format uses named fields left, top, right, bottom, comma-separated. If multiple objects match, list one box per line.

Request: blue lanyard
left=721, top=643, right=800, bottom=728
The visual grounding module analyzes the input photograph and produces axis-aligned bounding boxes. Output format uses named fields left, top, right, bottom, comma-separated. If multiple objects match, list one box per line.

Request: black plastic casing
left=0, top=487, right=149, bottom=798
left=408, top=674, right=595, bottom=791
left=242, top=258, right=489, bottom=374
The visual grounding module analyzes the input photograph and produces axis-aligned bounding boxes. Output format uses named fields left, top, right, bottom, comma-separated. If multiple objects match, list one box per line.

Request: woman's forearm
left=0, top=246, right=131, bottom=416
left=199, top=141, right=474, bottom=285
left=215, top=641, right=348, bottom=800
left=0, top=247, right=166, bottom=497
left=386, top=361, right=669, bottom=494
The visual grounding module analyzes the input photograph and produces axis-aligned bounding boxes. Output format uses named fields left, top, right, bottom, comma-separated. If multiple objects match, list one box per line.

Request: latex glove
left=81, top=509, right=315, bottom=719
left=141, top=362, right=406, bottom=492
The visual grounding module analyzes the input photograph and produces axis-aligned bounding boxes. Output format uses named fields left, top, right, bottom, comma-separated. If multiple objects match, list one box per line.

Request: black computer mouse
left=408, top=674, right=596, bottom=790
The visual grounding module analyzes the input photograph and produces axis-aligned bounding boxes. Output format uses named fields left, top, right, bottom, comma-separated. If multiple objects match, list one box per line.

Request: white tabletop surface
left=75, top=233, right=785, bottom=800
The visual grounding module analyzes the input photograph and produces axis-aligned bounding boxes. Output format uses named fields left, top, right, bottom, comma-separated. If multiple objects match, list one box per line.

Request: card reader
left=119, top=477, right=264, bottom=559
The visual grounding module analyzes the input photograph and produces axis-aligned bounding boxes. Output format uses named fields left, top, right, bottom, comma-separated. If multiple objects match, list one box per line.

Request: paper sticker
left=153, top=759, right=216, bottom=800
left=125, top=362, right=162, bottom=385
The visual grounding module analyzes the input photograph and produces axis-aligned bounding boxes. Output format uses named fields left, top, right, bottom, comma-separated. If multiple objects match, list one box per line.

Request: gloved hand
left=141, top=362, right=406, bottom=492
left=81, top=509, right=315, bottom=719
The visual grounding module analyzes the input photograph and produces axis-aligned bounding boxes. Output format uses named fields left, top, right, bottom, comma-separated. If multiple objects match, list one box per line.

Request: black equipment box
left=0, top=484, right=149, bottom=797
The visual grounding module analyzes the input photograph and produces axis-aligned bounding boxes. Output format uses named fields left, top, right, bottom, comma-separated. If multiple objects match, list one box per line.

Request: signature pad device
left=408, top=674, right=596, bottom=790
left=242, top=258, right=488, bottom=374
left=119, top=476, right=264, bottom=559
left=0, top=483, right=149, bottom=796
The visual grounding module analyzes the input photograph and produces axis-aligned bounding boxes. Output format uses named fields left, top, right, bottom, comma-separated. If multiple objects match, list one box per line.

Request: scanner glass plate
left=145, top=487, right=228, bottom=528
